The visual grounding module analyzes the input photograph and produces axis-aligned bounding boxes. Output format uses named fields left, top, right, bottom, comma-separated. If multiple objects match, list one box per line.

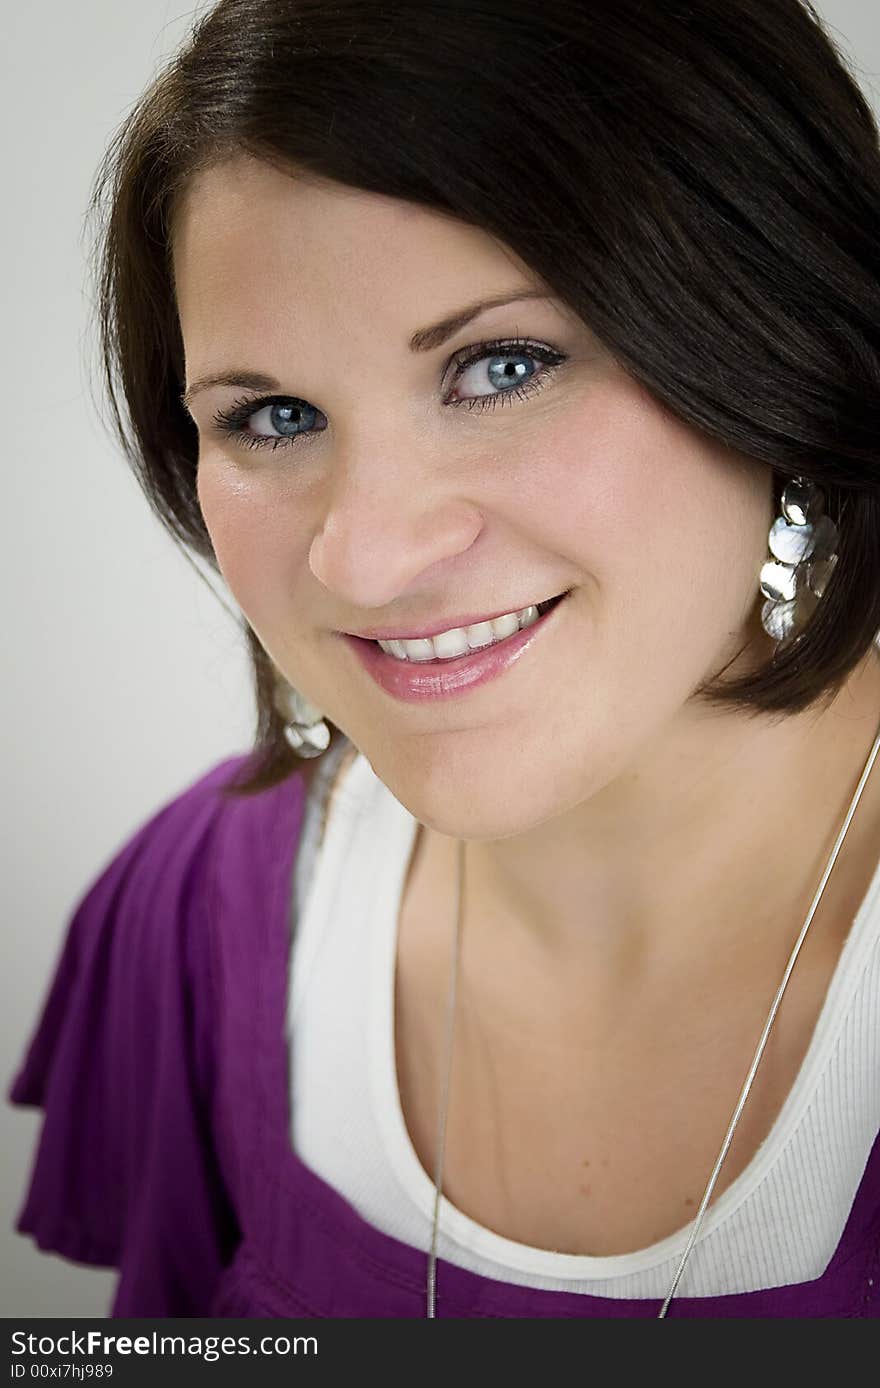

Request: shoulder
left=9, top=751, right=310, bottom=1112
left=6, top=749, right=309, bottom=1305
left=85, top=749, right=310, bottom=912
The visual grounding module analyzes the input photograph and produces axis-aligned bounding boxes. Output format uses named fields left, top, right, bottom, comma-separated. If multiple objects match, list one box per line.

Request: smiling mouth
left=368, top=589, right=570, bottom=663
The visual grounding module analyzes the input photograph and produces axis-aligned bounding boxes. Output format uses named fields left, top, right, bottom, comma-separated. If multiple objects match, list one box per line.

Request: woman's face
left=173, top=153, right=774, bottom=840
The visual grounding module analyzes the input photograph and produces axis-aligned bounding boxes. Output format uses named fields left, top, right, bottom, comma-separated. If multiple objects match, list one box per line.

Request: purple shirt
left=8, top=754, right=880, bottom=1317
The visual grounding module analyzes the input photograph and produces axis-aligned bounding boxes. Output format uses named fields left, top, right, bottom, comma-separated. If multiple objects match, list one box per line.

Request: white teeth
left=378, top=603, right=542, bottom=662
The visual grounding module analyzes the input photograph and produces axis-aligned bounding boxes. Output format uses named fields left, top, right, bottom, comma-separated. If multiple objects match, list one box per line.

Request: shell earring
left=759, top=476, right=839, bottom=647
left=274, top=680, right=331, bottom=758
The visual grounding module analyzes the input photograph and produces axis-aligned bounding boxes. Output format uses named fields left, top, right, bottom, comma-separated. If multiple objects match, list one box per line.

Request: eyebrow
left=179, top=289, right=553, bottom=410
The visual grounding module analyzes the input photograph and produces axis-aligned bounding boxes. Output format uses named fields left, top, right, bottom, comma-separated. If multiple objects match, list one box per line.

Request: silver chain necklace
left=426, top=713, right=880, bottom=1318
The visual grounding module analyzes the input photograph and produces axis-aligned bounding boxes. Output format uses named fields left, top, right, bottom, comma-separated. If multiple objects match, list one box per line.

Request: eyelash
left=209, top=337, right=567, bottom=454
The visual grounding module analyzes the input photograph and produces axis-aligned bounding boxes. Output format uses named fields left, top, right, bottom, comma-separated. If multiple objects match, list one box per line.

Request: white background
left=2, top=0, right=878, bottom=1317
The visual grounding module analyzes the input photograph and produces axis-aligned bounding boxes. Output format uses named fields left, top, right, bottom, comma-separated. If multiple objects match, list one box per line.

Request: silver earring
left=274, top=681, right=331, bottom=758
left=759, top=476, right=839, bottom=647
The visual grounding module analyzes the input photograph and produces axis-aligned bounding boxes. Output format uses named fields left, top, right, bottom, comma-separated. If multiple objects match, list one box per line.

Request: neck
left=424, top=647, right=880, bottom=991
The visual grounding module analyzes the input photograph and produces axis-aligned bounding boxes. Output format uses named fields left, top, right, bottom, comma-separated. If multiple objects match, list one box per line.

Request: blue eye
left=209, top=337, right=567, bottom=454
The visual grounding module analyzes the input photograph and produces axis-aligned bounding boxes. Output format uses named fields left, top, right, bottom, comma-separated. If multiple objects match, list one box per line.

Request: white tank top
left=286, top=739, right=880, bottom=1299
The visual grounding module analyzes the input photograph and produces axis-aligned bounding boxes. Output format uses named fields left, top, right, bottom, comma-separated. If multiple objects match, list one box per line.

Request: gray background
left=2, top=1, right=878, bottom=1318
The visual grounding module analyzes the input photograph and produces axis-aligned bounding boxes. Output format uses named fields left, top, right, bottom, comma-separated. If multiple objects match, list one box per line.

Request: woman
left=9, top=0, right=880, bottom=1317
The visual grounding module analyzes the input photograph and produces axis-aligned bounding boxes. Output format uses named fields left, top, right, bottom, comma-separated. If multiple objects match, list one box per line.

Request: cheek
left=540, top=385, right=771, bottom=638
left=196, top=463, right=306, bottom=625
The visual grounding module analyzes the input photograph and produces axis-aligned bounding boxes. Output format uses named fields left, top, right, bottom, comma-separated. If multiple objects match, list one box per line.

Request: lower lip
left=339, top=593, right=570, bottom=703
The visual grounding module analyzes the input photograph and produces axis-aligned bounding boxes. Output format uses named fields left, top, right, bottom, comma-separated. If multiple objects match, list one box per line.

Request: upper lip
left=340, top=593, right=567, bottom=641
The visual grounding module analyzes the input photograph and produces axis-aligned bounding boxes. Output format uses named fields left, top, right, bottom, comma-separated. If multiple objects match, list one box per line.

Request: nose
left=307, top=452, right=483, bottom=616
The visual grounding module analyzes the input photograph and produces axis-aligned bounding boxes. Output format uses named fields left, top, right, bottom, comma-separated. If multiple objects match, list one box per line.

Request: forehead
left=171, top=154, right=540, bottom=332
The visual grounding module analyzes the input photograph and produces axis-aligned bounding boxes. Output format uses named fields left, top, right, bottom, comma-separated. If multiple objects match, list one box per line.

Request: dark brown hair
left=85, top=0, right=880, bottom=798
